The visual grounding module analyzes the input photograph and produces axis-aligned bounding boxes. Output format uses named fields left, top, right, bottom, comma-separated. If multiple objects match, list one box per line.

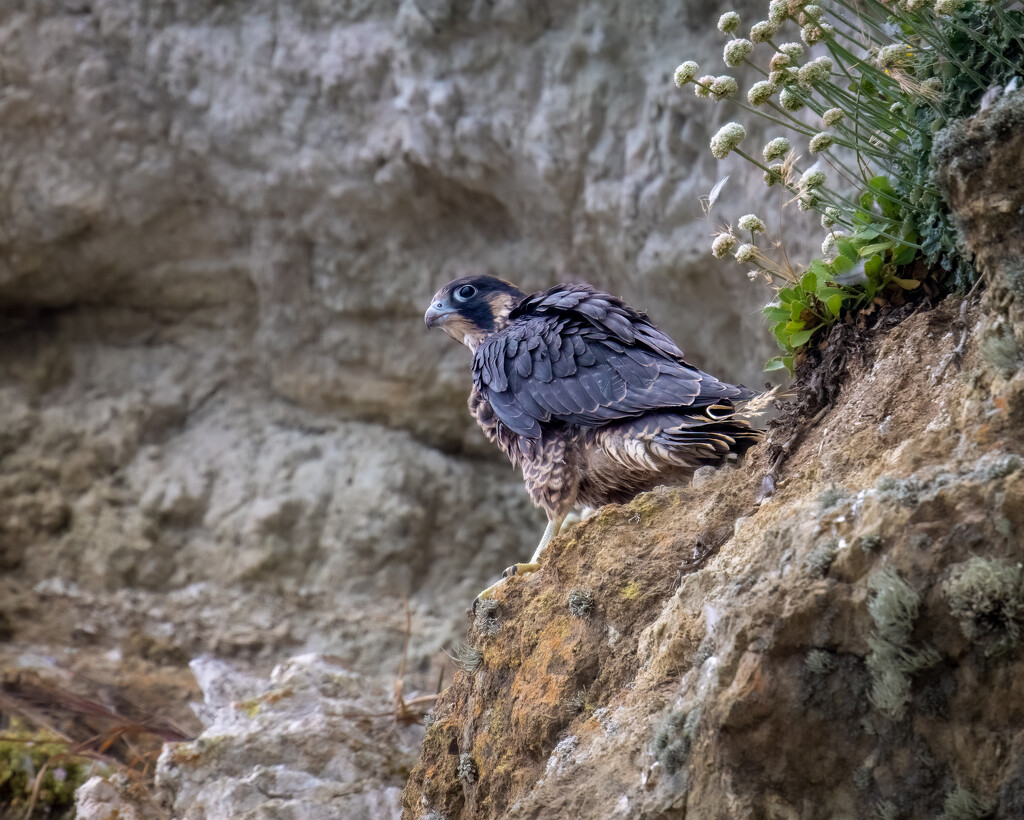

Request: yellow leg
left=473, top=514, right=567, bottom=610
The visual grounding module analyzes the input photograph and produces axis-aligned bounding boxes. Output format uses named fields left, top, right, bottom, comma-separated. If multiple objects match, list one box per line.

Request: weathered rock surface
left=0, top=2, right=784, bottom=816
left=153, top=654, right=424, bottom=820
left=402, top=96, right=1024, bottom=818
left=0, top=0, right=775, bottom=700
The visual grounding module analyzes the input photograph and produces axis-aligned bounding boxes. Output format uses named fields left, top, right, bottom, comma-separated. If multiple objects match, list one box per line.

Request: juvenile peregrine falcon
left=425, top=275, right=763, bottom=601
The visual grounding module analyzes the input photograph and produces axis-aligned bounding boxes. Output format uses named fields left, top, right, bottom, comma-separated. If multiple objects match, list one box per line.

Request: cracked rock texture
left=402, top=97, right=1024, bottom=819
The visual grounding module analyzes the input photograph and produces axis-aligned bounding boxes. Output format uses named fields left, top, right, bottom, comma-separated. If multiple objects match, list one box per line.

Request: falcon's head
left=425, top=275, right=526, bottom=351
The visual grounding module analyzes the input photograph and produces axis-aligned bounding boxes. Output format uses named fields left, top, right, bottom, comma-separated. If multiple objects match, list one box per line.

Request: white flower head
left=748, top=80, right=777, bottom=106
left=798, top=56, right=832, bottom=87
left=710, top=122, right=747, bottom=159
left=800, top=22, right=834, bottom=44
left=735, top=243, right=757, bottom=263
left=738, top=214, right=767, bottom=233
left=798, top=192, right=821, bottom=211
left=809, top=132, right=835, bottom=153
left=822, top=230, right=848, bottom=258
left=763, top=162, right=784, bottom=187
left=779, top=87, right=804, bottom=111
left=802, top=4, right=824, bottom=20
left=695, top=75, right=715, bottom=98
left=724, top=38, right=754, bottom=67
left=711, top=75, right=739, bottom=100
left=877, top=44, right=911, bottom=70
left=750, top=21, right=779, bottom=43
left=769, top=53, right=791, bottom=71
left=768, top=0, right=789, bottom=24
left=779, top=42, right=804, bottom=61
left=674, top=61, right=700, bottom=87
left=934, top=0, right=963, bottom=15
left=763, top=136, right=791, bottom=161
left=823, top=107, right=845, bottom=127
left=718, top=11, right=741, bottom=34
left=800, top=166, right=826, bottom=189
left=712, top=232, right=739, bottom=258
left=769, top=67, right=799, bottom=87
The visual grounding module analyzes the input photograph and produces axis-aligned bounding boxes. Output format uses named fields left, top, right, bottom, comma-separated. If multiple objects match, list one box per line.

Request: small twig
left=932, top=297, right=972, bottom=384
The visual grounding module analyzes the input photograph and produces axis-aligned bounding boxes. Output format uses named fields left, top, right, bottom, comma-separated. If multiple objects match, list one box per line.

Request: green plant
left=676, top=0, right=1024, bottom=371
left=0, top=724, right=97, bottom=814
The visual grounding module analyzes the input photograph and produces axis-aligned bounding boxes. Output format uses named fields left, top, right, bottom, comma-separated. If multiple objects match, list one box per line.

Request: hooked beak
left=424, top=302, right=454, bottom=329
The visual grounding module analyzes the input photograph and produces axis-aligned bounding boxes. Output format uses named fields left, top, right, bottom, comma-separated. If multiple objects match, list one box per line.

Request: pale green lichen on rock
left=449, top=643, right=483, bottom=674
left=942, top=557, right=1024, bottom=654
left=567, top=588, right=594, bottom=618
left=457, top=753, right=478, bottom=784
left=805, top=648, right=837, bottom=675
left=938, top=786, right=995, bottom=820
left=980, top=324, right=1021, bottom=378
left=865, top=567, right=940, bottom=718
left=474, top=598, right=501, bottom=635
left=651, top=708, right=700, bottom=776
left=805, top=539, right=840, bottom=576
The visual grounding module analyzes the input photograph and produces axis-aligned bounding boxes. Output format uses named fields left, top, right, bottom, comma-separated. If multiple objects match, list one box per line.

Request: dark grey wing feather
left=472, top=284, right=756, bottom=439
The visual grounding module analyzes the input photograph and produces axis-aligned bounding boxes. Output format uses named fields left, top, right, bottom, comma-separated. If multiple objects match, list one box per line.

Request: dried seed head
left=674, top=61, right=700, bottom=86
left=710, top=122, right=746, bottom=158
left=738, top=214, right=767, bottom=233
left=809, top=132, right=835, bottom=153
left=718, top=11, right=741, bottom=34
left=763, top=136, right=791, bottom=161
left=712, top=233, right=739, bottom=258
left=747, top=80, right=777, bottom=106
left=823, top=107, right=845, bottom=127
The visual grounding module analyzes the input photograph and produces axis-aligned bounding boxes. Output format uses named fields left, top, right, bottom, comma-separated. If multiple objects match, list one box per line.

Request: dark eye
left=456, top=285, right=476, bottom=300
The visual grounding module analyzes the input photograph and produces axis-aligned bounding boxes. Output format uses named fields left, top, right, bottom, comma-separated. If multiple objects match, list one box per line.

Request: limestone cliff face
left=0, top=1, right=773, bottom=691
left=402, top=94, right=1024, bottom=819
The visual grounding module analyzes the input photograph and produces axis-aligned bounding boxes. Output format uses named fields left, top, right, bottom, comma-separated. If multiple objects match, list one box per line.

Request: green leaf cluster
left=764, top=176, right=921, bottom=372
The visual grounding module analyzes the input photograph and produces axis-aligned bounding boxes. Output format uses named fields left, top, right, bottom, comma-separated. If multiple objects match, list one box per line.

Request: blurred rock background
left=0, top=1, right=781, bottom=814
